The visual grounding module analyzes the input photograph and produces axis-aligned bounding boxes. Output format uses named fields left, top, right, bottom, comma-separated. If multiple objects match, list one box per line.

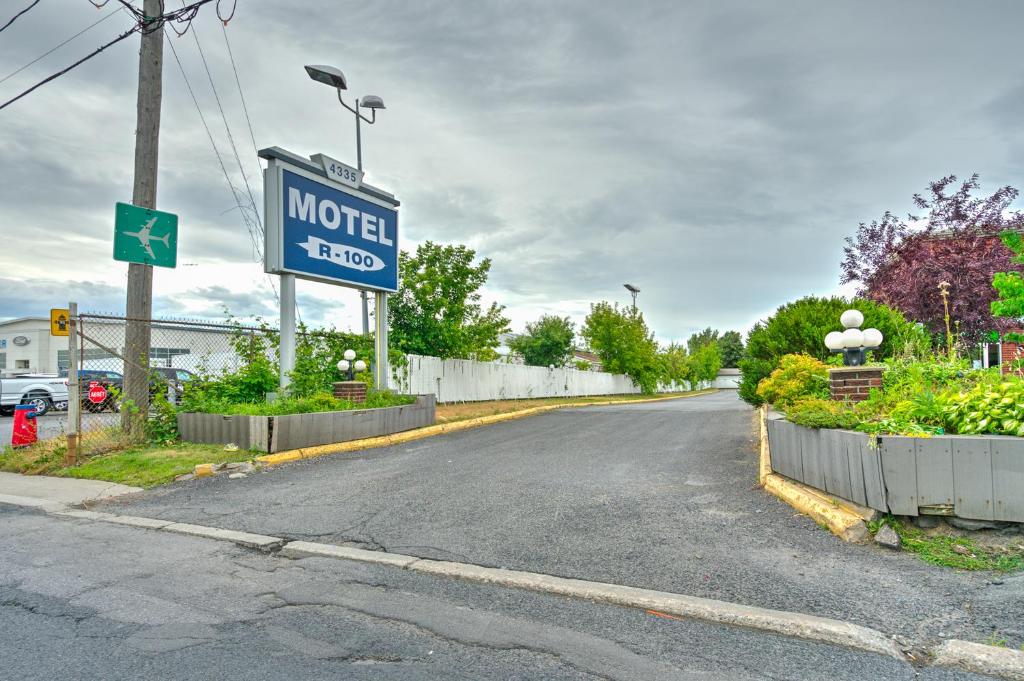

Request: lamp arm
left=357, top=108, right=377, bottom=125
left=337, top=90, right=358, bottom=115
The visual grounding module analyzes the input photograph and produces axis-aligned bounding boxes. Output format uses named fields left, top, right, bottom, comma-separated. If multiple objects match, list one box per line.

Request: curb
left=254, top=389, right=717, bottom=468
left=758, top=406, right=873, bottom=543
left=932, top=639, right=1024, bottom=680
left=4, top=494, right=1023, bottom=678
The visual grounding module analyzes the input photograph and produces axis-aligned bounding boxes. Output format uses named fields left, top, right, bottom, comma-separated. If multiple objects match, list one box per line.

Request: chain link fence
left=70, top=313, right=277, bottom=458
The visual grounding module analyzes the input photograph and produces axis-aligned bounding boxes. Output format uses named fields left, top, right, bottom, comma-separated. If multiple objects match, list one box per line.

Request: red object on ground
left=12, top=405, right=38, bottom=448
left=87, top=381, right=107, bottom=405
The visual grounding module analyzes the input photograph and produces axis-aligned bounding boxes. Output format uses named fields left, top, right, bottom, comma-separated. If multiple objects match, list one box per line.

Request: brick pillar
left=828, top=367, right=884, bottom=403
left=333, top=381, right=367, bottom=403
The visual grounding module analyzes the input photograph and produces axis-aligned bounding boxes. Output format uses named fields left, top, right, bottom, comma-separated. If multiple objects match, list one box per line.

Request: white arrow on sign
left=297, top=236, right=385, bottom=272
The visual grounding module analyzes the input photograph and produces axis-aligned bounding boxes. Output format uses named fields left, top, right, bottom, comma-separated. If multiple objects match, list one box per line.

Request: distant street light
left=305, top=64, right=388, bottom=337
left=623, top=283, right=640, bottom=310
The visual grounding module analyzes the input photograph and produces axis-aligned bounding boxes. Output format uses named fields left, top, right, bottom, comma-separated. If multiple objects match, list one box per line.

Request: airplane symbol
left=123, top=217, right=171, bottom=260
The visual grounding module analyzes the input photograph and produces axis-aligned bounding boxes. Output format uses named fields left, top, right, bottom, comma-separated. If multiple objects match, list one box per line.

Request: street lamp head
left=343, top=349, right=357, bottom=361
left=305, top=64, right=348, bottom=90
left=360, top=95, right=385, bottom=110
left=354, top=359, right=368, bottom=373
left=623, top=283, right=640, bottom=294
left=337, top=359, right=351, bottom=372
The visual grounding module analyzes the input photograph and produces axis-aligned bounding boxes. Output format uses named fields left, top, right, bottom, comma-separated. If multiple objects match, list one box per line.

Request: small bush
left=939, top=380, right=1024, bottom=436
left=784, top=398, right=859, bottom=429
left=183, top=390, right=416, bottom=416
left=756, top=354, right=830, bottom=408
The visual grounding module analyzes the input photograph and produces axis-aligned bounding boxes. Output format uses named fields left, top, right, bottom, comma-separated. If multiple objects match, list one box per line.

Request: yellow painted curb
left=254, top=389, right=718, bottom=468
left=758, top=405, right=872, bottom=543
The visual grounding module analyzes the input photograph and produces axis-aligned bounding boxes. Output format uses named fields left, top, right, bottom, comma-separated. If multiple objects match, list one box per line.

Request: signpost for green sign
left=113, top=202, right=178, bottom=268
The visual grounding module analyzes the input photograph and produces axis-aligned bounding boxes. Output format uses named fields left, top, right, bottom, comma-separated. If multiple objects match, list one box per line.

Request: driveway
left=101, top=391, right=1023, bottom=646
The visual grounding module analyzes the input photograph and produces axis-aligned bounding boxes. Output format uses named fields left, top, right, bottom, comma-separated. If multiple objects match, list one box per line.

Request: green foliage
left=659, top=343, right=691, bottom=385
left=784, top=398, right=860, bottom=430
left=573, top=359, right=591, bottom=371
left=179, top=326, right=278, bottom=412
left=756, top=354, right=830, bottom=408
left=509, top=315, right=576, bottom=368
left=289, top=326, right=375, bottom=398
left=938, top=380, right=1024, bottom=436
left=389, top=241, right=511, bottom=360
left=991, top=231, right=1024, bottom=329
left=738, top=357, right=775, bottom=407
left=188, top=390, right=416, bottom=416
left=581, top=302, right=661, bottom=393
left=687, top=327, right=719, bottom=354
left=739, top=296, right=913, bottom=406
left=687, top=342, right=722, bottom=384
left=718, top=330, right=744, bottom=368
left=146, top=390, right=179, bottom=445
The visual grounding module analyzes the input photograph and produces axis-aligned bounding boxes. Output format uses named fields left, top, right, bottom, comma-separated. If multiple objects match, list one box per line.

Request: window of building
left=150, top=348, right=191, bottom=366
left=15, top=359, right=29, bottom=369
left=0, top=353, right=5, bottom=369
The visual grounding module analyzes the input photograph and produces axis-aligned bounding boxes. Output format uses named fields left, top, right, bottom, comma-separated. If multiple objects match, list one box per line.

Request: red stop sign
left=87, top=382, right=108, bottom=405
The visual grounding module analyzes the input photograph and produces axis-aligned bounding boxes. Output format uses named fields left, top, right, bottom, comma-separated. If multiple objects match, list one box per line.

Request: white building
left=0, top=315, right=243, bottom=376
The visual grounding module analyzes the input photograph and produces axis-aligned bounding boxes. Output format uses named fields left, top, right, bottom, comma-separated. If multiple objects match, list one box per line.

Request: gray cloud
left=2, top=1, right=1023, bottom=344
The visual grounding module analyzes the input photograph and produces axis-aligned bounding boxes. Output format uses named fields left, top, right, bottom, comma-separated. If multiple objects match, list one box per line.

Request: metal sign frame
left=263, top=148, right=399, bottom=293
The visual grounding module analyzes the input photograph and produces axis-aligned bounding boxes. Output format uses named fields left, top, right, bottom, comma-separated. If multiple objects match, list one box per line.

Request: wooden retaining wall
left=765, top=416, right=1024, bottom=523
left=178, top=395, right=436, bottom=453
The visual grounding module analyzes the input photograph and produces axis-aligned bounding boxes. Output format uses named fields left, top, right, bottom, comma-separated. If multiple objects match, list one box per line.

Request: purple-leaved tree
left=840, top=174, right=1024, bottom=343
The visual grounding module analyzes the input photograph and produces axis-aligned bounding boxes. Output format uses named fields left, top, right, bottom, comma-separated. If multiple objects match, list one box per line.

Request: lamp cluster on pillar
left=824, top=310, right=886, bottom=402
left=824, top=309, right=883, bottom=367
left=334, top=349, right=368, bottom=402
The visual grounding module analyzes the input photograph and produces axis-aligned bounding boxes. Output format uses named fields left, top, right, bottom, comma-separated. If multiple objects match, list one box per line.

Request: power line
left=220, top=22, right=258, bottom=159
left=0, top=5, right=123, bottom=86
left=0, top=0, right=219, bottom=112
left=0, top=0, right=41, bottom=35
left=0, top=25, right=138, bottom=111
left=163, top=27, right=280, bottom=305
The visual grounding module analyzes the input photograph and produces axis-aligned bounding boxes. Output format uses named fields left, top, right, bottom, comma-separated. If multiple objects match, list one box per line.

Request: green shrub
left=738, top=296, right=914, bottom=406
left=756, top=354, right=830, bottom=408
left=939, top=380, right=1024, bottom=436
left=183, top=390, right=416, bottom=416
left=738, top=357, right=774, bottom=407
left=785, top=398, right=859, bottom=429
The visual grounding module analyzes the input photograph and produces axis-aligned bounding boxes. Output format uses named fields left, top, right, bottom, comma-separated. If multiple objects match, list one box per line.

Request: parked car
left=0, top=374, right=70, bottom=417
left=150, top=367, right=197, bottom=402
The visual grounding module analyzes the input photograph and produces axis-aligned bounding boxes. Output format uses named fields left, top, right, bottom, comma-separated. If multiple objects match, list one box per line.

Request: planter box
left=178, top=395, right=436, bottom=453
left=765, top=413, right=1024, bottom=523
left=766, top=417, right=885, bottom=511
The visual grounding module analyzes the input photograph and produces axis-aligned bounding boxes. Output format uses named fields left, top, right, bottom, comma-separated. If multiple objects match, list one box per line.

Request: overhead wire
left=0, top=4, right=122, bottom=86
left=0, top=0, right=42, bottom=35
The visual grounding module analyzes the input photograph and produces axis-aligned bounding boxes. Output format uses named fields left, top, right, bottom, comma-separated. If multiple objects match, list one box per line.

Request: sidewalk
left=0, top=471, right=140, bottom=506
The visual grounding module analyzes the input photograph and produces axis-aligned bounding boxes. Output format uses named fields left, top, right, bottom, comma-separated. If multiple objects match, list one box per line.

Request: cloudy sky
left=1, top=1, right=1022, bottom=344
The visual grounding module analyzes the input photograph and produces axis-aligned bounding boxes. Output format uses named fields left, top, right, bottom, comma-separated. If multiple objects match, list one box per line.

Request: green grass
left=1, top=438, right=257, bottom=489
left=57, top=443, right=258, bottom=488
left=872, top=517, right=1024, bottom=572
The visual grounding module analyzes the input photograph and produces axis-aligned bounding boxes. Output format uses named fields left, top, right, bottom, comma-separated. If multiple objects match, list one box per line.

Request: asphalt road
left=101, top=391, right=1024, bottom=649
left=0, top=411, right=117, bottom=446
left=0, top=505, right=987, bottom=680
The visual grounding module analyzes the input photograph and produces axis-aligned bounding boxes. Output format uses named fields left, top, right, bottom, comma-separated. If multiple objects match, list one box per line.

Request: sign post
left=65, top=302, right=79, bottom=467
left=260, top=147, right=400, bottom=391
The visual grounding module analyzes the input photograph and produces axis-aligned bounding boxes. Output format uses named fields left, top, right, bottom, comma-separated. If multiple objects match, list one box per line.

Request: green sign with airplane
left=113, top=202, right=178, bottom=268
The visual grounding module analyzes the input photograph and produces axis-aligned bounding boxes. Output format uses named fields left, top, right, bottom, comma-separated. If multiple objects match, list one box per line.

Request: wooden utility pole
left=122, top=0, right=163, bottom=437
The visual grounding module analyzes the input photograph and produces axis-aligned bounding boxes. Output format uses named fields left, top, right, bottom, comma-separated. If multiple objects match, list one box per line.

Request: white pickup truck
left=0, top=374, right=70, bottom=416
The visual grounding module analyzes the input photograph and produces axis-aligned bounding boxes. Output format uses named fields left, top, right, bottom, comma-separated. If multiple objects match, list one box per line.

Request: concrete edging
left=253, top=389, right=718, bottom=468
left=758, top=405, right=874, bottom=543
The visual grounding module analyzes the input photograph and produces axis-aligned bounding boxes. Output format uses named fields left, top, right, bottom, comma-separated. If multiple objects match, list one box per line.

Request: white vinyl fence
left=394, top=354, right=706, bottom=403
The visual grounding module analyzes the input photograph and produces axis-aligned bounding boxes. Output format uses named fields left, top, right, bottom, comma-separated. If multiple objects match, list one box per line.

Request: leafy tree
left=581, top=302, right=661, bottom=393
left=389, top=242, right=510, bottom=360
left=738, top=296, right=913, bottom=406
left=509, top=315, right=576, bottom=367
left=841, top=174, right=1024, bottom=343
left=687, top=327, right=719, bottom=353
left=659, top=343, right=691, bottom=385
left=687, top=342, right=722, bottom=385
left=718, top=330, right=744, bottom=368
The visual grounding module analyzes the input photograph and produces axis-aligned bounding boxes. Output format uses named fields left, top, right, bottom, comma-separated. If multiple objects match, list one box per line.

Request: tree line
left=387, top=241, right=740, bottom=393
